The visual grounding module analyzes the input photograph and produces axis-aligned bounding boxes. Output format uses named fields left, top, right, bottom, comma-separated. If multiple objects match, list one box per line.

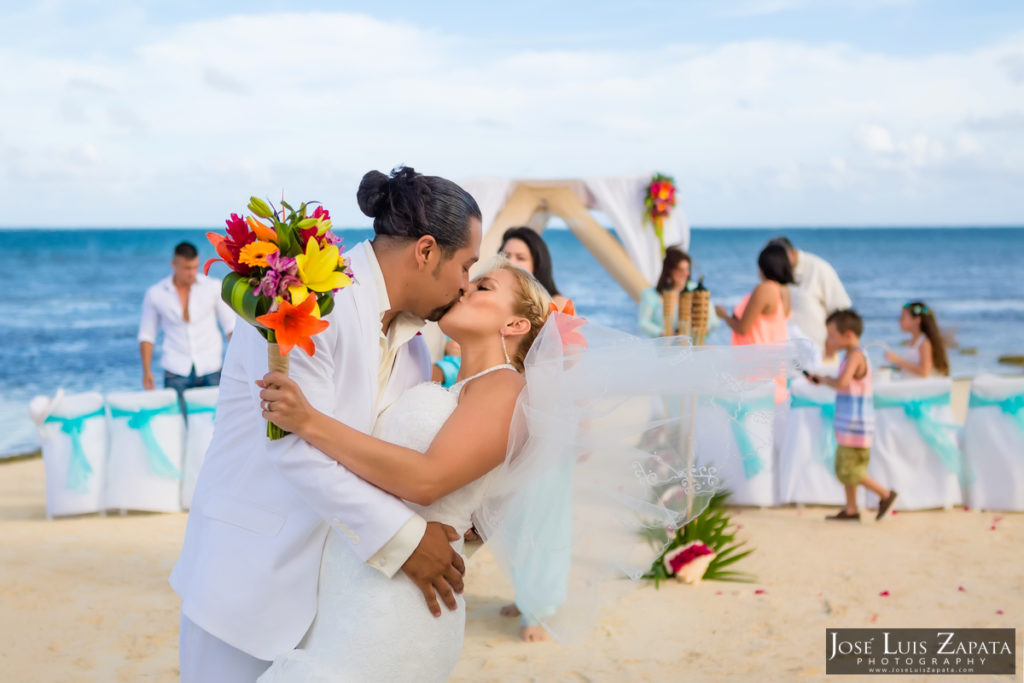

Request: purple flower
left=266, top=250, right=297, bottom=275
left=256, top=270, right=281, bottom=298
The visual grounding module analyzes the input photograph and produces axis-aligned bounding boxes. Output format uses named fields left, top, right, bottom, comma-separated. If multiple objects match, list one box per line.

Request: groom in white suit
left=171, top=168, right=483, bottom=681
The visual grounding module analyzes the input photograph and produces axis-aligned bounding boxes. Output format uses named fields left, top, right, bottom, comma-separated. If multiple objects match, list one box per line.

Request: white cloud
left=0, top=11, right=1021, bottom=226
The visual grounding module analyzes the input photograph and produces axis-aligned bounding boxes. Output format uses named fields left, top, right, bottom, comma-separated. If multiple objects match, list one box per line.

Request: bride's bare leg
left=499, top=603, right=520, bottom=617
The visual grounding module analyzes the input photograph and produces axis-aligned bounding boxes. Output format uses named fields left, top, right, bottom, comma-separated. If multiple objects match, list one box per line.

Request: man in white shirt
left=138, top=242, right=235, bottom=412
left=769, top=236, right=852, bottom=362
left=172, top=167, right=482, bottom=681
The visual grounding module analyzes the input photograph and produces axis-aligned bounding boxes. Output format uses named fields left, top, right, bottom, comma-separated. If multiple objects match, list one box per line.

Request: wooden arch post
left=480, top=183, right=650, bottom=302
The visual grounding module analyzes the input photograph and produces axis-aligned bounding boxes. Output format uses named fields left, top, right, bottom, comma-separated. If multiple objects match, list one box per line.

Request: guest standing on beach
left=884, top=301, right=950, bottom=378
left=716, top=243, right=792, bottom=402
left=809, top=310, right=898, bottom=521
left=769, top=236, right=851, bottom=361
left=138, top=241, right=235, bottom=412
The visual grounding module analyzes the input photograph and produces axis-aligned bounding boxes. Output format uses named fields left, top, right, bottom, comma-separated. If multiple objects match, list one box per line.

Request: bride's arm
left=258, top=370, right=524, bottom=505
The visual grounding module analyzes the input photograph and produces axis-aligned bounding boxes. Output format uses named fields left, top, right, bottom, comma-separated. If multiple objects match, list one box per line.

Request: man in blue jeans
left=138, top=242, right=235, bottom=416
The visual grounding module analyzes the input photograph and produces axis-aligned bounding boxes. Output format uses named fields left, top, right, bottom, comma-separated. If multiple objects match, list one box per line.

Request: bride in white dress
left=256, top=259, right=795, bottom=681
left=256, top=261, right=552, bottom=682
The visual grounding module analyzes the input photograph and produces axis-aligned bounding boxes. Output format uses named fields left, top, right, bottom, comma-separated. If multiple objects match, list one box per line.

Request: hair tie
left=904, top=303, right=930, bottom=316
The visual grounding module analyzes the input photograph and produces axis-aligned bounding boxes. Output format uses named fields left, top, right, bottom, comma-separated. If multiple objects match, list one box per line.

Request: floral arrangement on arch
left=643, top=173, right=677, bottom=255
left=204, top=196, right=354, bottom=439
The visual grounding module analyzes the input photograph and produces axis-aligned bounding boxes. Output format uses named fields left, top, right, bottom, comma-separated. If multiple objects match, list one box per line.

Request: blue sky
left=1, top=0, right=1022, bottom=227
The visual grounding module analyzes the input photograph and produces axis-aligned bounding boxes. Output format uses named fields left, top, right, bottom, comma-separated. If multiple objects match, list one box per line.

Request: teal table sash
left=44, top=408, right=106, bottom=492
left=109, top=404, right=183, bottom=479
left=185, top=403, right=217, bottom=419
left=968, top=391, right=1024, bottom=434
left=789, top=395, right=837, bottom=470
left=873, top=392, right=965, bottom=479
left=702, top=395, right=775, bottom=479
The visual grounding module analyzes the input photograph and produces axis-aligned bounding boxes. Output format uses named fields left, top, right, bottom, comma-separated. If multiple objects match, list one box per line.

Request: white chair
left=694, top=383, right=777, bottom=506
left=181, top=386, right=219, bottom=509
left=964, top=374, right=1024, bottom=511
left=31, top=391, right=107, bottom=518
left=105, top=389, right=184, bottom=513
left=777, top=378, right=848, bottom=506
left=867, top=378, right=963, bottom=511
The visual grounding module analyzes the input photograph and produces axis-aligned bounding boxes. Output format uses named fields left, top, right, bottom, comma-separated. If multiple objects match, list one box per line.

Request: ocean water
left=2, top=227, right=1022, bottom=457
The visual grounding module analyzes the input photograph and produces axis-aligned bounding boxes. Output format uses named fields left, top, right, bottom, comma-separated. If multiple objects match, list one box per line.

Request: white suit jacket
left=170, top=241, right=431, bottom=660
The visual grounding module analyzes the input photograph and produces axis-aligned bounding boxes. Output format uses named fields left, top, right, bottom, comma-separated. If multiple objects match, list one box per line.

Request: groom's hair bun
left=358, top=166, right=481, bottom=257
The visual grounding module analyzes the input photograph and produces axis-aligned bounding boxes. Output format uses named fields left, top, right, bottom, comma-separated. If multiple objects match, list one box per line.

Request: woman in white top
left=884, top=301, right=949, bottom=378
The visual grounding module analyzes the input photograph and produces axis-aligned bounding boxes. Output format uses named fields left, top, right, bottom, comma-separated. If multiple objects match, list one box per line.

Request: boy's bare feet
left=499, top=603, right=520, bottom=617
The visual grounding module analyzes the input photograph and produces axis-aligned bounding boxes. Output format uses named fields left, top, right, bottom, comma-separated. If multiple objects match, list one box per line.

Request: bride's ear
left=502, top=317, right=531, bottom=339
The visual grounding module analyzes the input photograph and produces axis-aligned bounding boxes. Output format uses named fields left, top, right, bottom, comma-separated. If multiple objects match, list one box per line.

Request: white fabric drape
left=584, top=175, right=688, bottom=283
left=456, top=177, right=514, bottom=236
left=459, top=175, right=690, bottom=286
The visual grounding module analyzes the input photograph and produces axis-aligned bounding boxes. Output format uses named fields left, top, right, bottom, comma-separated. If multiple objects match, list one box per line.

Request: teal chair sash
left=968, top=391, right=1024, bottom=435
left=702, top=395, right=775, bottom=479
left=789, top=395, right=837, bottom=470
left=110, top=404, right=183, bottom=479
left=873, top=392, right=965, bottom=479
left=44, top=408, right=106, bottom=492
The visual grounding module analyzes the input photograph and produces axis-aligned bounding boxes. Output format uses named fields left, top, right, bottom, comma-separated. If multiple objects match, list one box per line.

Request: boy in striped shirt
left=809, top=310, right=898, bottom=521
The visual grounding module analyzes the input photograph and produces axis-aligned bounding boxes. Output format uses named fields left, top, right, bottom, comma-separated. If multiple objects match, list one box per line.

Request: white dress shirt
left=790, top=250, right=852, bottom=352
left=362, top=242, right=431, bottom=571
left=138, top=274, right=235, bottom=376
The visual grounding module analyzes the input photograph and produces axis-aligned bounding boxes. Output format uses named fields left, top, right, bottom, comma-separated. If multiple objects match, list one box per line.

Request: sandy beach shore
left=2, top=455, right=1020, bottom=682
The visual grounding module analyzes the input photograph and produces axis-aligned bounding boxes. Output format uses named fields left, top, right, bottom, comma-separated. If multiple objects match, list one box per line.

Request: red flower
left=879, top=590, right=890, bottom=596
left=204, top=213, right=256, bottom=275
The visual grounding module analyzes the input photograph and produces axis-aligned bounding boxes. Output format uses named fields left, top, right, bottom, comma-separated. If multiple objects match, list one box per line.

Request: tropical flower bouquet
left=204, top=197, right=354, bottom=439
left=643, top=173, right=677, bottom=255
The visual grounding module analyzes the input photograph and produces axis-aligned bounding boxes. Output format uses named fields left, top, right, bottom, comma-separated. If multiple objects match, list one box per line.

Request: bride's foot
left=520, top=625, right=550, bottom=642
left=499, top=603, right=521, bottom=618
left=463, top=527, right=482, bottom=542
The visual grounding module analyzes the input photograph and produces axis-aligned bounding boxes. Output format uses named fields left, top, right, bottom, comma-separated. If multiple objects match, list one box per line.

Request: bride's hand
left=257, top=372, right=316, bottom=436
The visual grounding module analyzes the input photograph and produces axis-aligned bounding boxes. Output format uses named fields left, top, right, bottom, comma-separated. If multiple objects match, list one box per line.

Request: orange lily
left=246, top=216, right=278, bottom=243
left=256, top=295, right=330, bottom=356
left=548, top=299, right=576, bottom=317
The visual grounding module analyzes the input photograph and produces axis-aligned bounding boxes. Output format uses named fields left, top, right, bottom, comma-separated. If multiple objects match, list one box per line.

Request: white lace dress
left=258, top=367, right=511, bottom=683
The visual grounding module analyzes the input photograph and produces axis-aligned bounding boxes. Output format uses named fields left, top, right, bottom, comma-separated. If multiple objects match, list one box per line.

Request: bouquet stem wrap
left=266, top=342, right=291, bottom=440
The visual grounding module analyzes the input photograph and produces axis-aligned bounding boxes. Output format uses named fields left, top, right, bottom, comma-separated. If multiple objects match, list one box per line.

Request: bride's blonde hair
left=484, top=257, right=552, bottom=372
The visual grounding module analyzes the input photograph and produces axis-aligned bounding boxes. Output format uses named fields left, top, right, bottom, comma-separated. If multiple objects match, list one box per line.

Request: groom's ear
left=413, top=235, right=439, bottom=270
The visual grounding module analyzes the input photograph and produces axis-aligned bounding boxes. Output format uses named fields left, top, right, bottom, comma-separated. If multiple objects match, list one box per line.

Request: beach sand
left=2, top=456, right=1020, bottom=682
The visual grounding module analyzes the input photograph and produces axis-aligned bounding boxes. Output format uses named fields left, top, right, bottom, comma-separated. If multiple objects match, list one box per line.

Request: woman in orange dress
left=715, top=242, right=793, bottom=402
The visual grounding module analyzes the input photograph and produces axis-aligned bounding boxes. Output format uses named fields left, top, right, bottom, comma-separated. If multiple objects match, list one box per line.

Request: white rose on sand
left=663, top=541, right=716, bottom=585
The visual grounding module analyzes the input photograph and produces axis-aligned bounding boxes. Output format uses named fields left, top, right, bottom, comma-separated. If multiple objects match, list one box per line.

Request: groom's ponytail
left=358, top=166, right=480, bottom=258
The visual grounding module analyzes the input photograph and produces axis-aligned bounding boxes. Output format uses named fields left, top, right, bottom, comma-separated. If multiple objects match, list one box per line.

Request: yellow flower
left=296, top=239, right=352, bottom=292
left=239, top=240, right=279, bottom=267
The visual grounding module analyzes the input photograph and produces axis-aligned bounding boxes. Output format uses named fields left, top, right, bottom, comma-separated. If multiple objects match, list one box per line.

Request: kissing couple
left=172, top=166, right=783, bottom=681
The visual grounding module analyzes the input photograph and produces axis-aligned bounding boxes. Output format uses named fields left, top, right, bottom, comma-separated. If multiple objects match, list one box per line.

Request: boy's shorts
left=834, top=445, right=871, bottom=485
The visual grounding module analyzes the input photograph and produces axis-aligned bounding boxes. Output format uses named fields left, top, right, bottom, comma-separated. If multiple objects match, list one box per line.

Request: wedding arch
left=459, top=176, right=689, bottom=302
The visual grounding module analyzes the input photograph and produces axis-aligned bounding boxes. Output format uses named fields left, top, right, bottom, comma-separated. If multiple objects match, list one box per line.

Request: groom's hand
left=402, top=522, right=465, bottom=618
